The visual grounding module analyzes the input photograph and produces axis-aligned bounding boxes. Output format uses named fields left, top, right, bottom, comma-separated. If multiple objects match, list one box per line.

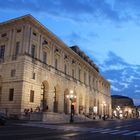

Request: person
left=102, top=115, right=106, bottom=121
left=24, top=108, right=28, bottom=115
left=35, top=106, right=40, bottom=112
left=30, top=108, right=33, bottom=113
left=46, top=105, right=48, bottom=111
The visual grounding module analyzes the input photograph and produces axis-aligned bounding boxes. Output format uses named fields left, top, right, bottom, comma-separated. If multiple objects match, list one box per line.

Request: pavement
left=1, top=118, right=140, bottom=140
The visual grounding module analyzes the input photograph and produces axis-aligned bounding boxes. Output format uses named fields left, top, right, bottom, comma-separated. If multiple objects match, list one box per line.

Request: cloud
left=133, top=98, right=140, bottom=105
left=98, top=51, right=140, bottom=101
left=105, top=51, right=127, bottom=65
left=106, top=65, right=126, bottom=71
left=111, top=85, right=121, bottom=92
left=1, top=0, right=140, bottom=24
left=108, top=79, right=118, bottom=83
left=100, top=51, right=128, bottom=71
left=114, top=0, right=140, bottom=23
left=119, top=83, right=129, bottom=88
left=0, top=0, right=122, bottom=23
left=135, top=90, right=140, bottom=93
left=66, top=32, right=88, bottom=45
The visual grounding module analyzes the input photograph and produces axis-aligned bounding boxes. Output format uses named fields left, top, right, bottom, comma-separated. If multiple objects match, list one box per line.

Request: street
left=1, top=119, right=140, bottom=140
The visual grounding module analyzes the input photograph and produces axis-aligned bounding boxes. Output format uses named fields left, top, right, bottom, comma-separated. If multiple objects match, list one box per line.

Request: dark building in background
left=111, top=95, right=136, bottom=119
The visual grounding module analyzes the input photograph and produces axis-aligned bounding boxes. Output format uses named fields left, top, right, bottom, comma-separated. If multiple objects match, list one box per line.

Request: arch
left=41, top=80, right=49, bottom=111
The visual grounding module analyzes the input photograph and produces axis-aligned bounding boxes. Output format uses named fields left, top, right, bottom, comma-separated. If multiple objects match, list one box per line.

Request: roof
left=111, top=95, right=132, bottom=100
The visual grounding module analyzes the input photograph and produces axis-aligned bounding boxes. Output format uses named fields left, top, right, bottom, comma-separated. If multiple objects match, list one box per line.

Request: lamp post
left=116, top=106, right=120, bottom=118
left=66, top=90, right=76, bottom=123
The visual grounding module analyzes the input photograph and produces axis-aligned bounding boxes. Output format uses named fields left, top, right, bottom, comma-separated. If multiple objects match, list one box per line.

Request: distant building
left=0, top=15, right=111, bottom=118
left=111, top=95, right=135, bottom=118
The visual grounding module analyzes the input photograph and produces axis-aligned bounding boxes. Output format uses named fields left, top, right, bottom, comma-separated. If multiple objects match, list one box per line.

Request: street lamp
left=66, top=90, right=77, bottom=123
left=116, top=106, right=120, bottom=118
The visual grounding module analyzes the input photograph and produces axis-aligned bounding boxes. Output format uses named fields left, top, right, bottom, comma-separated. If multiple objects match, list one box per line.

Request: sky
left=1, top=0, right=140, bottom=104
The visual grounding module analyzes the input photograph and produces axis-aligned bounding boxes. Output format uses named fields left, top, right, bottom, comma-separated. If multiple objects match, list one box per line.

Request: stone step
left=28, top=112, right=93, bottom=123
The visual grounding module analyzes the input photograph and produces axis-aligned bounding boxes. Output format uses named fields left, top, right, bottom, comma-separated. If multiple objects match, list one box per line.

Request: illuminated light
left=66, top=95, right=69, bottom=98
left=113, top=110, right=117, bottom=116
left=70, top=95, right=73, bottom=98
left=124, top=108, right=128, bottom=112
left=129, top=109, right=132, bottom=113
left=93, top=106, right=97, bottom=113
left=74, top=96, right=77, bottom=98
left=119, top=110, right=122, bottom=113
left=70, top=90, right=73, bottom=94
left=120, top=114, right=123, bottom=118
left=113, top=110, right=116, bottom=113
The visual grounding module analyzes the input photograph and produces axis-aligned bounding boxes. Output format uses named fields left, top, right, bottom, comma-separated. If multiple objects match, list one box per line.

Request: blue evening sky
left=1, top=0, right=140, bottom=103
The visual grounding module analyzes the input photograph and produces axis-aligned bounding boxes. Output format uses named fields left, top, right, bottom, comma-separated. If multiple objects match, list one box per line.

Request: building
left=0, top=15, right=111, bottom=118
left=111, top=95, right=136, bottom=118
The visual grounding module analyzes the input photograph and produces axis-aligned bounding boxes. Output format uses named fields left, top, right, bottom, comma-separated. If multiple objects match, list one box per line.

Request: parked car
left=0, top=112, right=7, bottom=125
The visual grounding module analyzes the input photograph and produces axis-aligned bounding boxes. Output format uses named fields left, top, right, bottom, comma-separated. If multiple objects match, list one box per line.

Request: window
left=72, top=69, right=74, bottom=78
left=79, top=69, right=81, bottom=80
left=31, top=45, right=35, bottom=58
left=33, top=32, right=37, bottom=36
left=0, top=45, right=5, bottom=60
left=89, top=75, right=91, bottom=86
left=43, top=51, right=47, bottom=63
left=1, top=33, right=7, bottom=37
left=64, top=64, right=67, bottom=74
left=15, top=42, right=20, bottom=56
left=11, top=69, right=16, bottom=77
left=84, top=72, right=87, bottom=84
left=32, top=72, right=35, bottom=79
left=43, top=40, right=48, bottom=45
left=17, top=29, right=21, bottom=33
left=9, top=88, right=14, bottom=101
left=30, top=90, right=34, bottom=102
left=55, top=59, right=58, bottom=69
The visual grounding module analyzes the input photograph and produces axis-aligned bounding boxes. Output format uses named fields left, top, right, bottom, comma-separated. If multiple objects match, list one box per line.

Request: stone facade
left=0, top=15, right=111, bottom=117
